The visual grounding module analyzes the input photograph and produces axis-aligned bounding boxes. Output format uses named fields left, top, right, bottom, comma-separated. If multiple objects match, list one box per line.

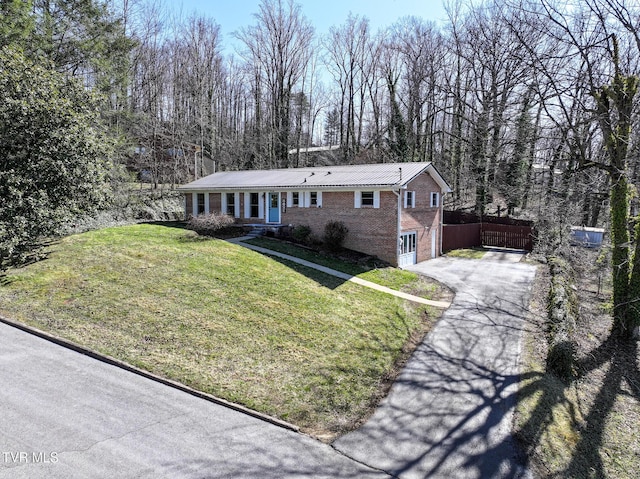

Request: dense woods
left=1, top=0, right=640, bottom=336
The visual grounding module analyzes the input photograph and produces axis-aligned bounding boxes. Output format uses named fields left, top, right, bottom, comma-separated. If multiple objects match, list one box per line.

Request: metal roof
left=179, top=162, right=451, bottom=192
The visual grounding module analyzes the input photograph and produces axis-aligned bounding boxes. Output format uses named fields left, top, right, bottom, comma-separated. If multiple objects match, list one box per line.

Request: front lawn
left=245, top=236, right=446, bottom=295
left=0, top=223, right=446, bottom=439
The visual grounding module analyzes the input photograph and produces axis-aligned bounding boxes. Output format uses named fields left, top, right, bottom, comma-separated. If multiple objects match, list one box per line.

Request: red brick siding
left=401, top=173, right=442, bottom=261
left=283, top=191, right=399, bottom=264
left=183, top=170, right=444, bottom=265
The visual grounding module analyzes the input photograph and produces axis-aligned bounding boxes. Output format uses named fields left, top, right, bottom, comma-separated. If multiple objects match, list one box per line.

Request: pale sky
left=172, top=0, right=449, bottom=44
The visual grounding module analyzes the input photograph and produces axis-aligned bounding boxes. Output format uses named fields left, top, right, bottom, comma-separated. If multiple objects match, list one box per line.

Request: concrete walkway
left=228, top=237, right=451, bottom=308
left=332, top=254, right=537, bottom=479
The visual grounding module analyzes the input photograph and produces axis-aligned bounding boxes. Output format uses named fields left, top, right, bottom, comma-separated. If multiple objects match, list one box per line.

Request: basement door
left=398, top=232, right=417, bottom=268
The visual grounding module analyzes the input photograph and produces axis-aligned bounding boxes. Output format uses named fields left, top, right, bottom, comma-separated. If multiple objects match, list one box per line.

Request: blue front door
left=268, top=192, right=280, bottom=223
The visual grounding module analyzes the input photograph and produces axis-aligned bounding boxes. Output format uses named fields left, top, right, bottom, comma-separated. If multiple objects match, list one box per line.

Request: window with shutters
left=361, top=191, right=374, bottom=207
left=355, top=191, right=380, bottom=208
left=404, top=191, right=415, bottom=208
left=430, top=192, right=440, bottom=208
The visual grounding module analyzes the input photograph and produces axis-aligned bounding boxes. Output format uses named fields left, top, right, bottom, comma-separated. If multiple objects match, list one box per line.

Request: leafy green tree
left=1, top=1, right=134, bottom=133
left=0, top=0, right=35, bottom=47
left=0, top=47, right=111, bottom=270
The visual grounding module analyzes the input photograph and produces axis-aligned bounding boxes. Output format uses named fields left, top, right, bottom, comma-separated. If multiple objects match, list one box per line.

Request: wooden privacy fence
left=481, top=223, right=534, bottom=251
left=442, top=222, right=534, bottom=252
left=442, top=223, right=482, bottom=251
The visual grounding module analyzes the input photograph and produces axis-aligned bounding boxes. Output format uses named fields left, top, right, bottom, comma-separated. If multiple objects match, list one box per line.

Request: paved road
left=0, top=321, right=386, bottom=479
left=333, top=254, right=537, bottom=479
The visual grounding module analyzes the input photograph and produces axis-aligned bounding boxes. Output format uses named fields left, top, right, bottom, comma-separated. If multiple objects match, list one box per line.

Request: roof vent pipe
left=399, top=167, right=402, bottom=183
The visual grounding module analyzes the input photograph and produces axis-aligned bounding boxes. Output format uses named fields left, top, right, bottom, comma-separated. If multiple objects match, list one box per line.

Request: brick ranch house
left=178, top=162, right=451, bottom=267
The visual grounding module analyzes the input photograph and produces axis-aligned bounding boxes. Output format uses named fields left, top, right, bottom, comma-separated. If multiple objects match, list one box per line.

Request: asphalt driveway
left=333, top=253, right=537, bottom=479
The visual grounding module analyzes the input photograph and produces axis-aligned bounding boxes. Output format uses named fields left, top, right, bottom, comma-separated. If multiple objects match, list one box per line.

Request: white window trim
left=194, top=192, right=205, bottom=216
left=286, top=191, right=302, bottom=208
left=245, top=192, right=263, bottom=219
left=303, top=191, right=322, bottom=207
left=430, top=192, right=440, bottom=208
left=355, top=191, right=380, bottom=209
left=404, top=191, right=416, bottom=208
left=244, top=192, right=251, bottom=218
left=221, top=192, right=240, bottom=218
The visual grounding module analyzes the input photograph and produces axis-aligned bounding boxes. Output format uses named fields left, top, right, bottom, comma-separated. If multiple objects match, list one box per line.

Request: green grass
left=0, top=224, right=444, bottom=439
left=245, top=236, right=433, bottom=294
left=445, top=248, right=487, bottom=259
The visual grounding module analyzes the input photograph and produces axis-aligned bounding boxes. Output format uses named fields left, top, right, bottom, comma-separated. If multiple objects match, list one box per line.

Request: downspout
left=393, top=189, right=402, bottom=266
left=394, top=166, right=403, bottom=266
left=392, top=168, right=407, bottom=265
left=440, top=191, right=446, bottom=257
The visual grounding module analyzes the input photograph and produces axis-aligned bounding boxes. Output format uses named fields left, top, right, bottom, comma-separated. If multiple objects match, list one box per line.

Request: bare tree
left=387, top=16, right=447, bottom=163
left=324, top=14, right=376, bottom=163
left=235, top=0, right=314, bottom=168
left=511, top=0, right=640, bottom=338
